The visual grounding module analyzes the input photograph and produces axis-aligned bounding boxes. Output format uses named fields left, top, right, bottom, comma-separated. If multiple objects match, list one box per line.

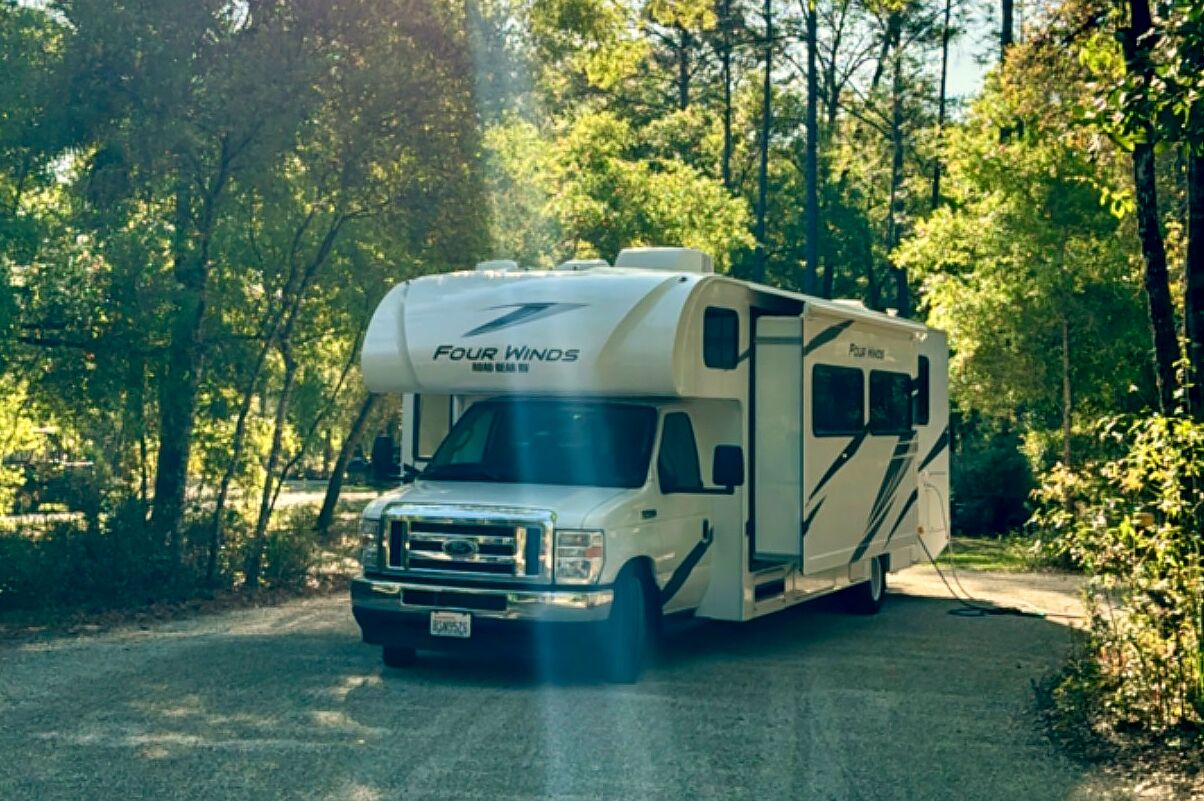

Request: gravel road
left=0, top=567, right=1143, bottom=801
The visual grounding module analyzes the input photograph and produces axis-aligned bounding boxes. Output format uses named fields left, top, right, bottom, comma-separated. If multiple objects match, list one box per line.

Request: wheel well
left=617, top=556, right=657, bottom=593
left=616, top=557, right=661, bottom=629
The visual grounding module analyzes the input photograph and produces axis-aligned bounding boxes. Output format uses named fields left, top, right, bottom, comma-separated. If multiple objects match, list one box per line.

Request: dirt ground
left=1, top=564, right=1199, bottom=801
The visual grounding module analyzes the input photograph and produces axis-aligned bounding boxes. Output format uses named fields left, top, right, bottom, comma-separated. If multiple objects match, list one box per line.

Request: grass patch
left=937, top=535, right=1052, bottom=573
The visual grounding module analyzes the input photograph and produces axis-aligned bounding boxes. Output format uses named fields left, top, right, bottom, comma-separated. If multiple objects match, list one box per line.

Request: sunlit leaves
left=485, top=110, right=753, bottom=268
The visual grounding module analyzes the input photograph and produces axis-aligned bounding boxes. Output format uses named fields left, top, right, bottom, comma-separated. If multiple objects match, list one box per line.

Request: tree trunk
left=885, top=57, right=910, bottom=317
left=207, top=315, right=282, bottom=585
left=1062, top=316, right=1072, bottom=466
left=868, top=12, right=900, bottom=95
left=1187, top=151, right=1204, bottom=418
left=721, top=0, right=733, bottom=189
left=270, top=327, right=365, bottom=515
left=932, top=0, right=953, bottom=209
left=804, top=0, right=820, bottom=296
left=245, top=340, right=299, bottom=591
left=1001, top=0, right=1014, bottom=61
left=150, top=145, right=230, bottom=556
left=1131, top=144, right=1179, bottom=411
left=316, top=393, right=379, bottom=538
left=677, top=26, right=691, bottom=110
left=1120, top=0, right=1179, bottom=411
left=754, top=0, right=773, bottom=283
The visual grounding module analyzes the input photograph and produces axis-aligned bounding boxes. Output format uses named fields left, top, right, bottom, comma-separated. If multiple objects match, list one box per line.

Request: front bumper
left=351, top=576, right=614, bottom=652
left=350, top=576, right=614, bottom=623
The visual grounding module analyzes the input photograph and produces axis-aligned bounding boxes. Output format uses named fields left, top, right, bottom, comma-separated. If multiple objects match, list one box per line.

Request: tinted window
left=415, top=394, right=452, bottom=461
left=870, top=370, right=912, bottom=435
left=915, top=356, right=931, bottom=426
left=423, top=400, right=657, bottom=489
left=658, top=413, right=703, bottom=493
left=704, top=307, right=739, bottom=369
left=813, top=365, right=864, bottom=436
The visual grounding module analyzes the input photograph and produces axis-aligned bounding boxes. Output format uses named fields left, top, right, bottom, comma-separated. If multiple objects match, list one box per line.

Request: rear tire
left=603, top=568, right=652, bottom=683
left=382, top=646, right=417, bottom=668
left=844, top=555, right=886, bottom=615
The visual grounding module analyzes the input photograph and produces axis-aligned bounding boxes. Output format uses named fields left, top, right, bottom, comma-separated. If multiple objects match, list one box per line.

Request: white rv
left=352, top=248, right=950, bottom=681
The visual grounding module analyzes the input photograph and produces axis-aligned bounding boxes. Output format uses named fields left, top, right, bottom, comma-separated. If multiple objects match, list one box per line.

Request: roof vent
left=555, top=258, right=609, bottom=271
left=614, top=247, right=713, bottom=274
left=474, top=259, right=519, bottom=273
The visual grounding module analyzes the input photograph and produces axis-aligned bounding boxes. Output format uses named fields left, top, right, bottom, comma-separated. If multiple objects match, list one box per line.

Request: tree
left=897, top=69, right=1152, bottom=463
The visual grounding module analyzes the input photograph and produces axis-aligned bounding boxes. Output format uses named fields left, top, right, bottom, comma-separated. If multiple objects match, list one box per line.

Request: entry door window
left=658, top=412, right=704, bottom=493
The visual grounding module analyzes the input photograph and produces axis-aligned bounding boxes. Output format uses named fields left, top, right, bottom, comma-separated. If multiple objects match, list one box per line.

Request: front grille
left=402, top=589, right=508, bottom=612
left=381, top=506, right=553, bottom=583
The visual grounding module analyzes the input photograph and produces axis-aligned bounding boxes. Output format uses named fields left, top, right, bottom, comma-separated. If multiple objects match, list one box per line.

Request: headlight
left=359, top=517, right=381, bottom=570
left=554, top=529, right=605, bottom=584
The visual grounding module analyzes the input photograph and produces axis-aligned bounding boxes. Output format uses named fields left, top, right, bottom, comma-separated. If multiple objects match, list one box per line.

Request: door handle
left=641, top=509, right=658, bottom=520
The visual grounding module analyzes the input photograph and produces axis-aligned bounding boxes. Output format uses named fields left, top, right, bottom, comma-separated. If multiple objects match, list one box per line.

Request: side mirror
left=712, top=445, right=745, bottom=489
left=400, top=463, right=421, bottom=484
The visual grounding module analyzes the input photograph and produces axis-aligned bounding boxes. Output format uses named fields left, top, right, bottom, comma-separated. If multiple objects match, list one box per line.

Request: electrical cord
left=917, top=480, right=1082, bottom=620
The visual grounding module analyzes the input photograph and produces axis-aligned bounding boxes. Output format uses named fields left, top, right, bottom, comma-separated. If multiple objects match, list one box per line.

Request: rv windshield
left=421, top=400, right=657, bottom=489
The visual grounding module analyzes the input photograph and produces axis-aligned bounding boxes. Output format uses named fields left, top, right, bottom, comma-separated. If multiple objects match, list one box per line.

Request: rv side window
left=703, top=307, right=739, bottom=369
left=414, top=393, right=453, bottom=461
left=869, top=371, right=912, bottom=435
left=658, top=412, right=704, bottom=493
left=915, top=356, right=931, bottom=426
left=812, top=365, right=864, bottom=436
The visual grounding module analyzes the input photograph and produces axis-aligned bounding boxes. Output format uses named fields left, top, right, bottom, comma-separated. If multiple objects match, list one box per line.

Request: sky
left=947, top=39, right=991, bottom=100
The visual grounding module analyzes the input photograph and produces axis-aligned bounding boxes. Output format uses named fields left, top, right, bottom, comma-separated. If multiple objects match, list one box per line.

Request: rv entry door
left=752, top=316, right=803, bottom=563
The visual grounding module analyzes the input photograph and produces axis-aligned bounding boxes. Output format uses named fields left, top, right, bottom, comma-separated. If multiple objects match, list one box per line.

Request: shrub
left=1031, top=413, right=1204, bottom=733
left=952, top=418, right=1034, bottom=534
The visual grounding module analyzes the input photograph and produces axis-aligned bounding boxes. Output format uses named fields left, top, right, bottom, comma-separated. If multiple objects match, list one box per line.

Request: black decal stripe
left=850, top=433, right=916, bottom=563
left=660, top=522, right=713, bottom=607
left=810, top=429, right=869, bottom=498
left=882, top=488, right=920, bottom=547
left=800, top=497, right=826, bottom=540
left=865, top=433, right=916, bottom=529
left=918, top=426, right=949, bottom=473
left=802, top=319, right=854, bottom=356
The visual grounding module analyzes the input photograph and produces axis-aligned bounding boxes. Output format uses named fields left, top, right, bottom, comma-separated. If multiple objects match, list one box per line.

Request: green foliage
left=1079, top=0, right=1204, bottom=153
left=898, top=74, right=1151, bottom=426
left=1032, top=413, right=1204, bottom=732
left=485, top=111, right=753, bottom=268
left=257, top=507, right=321, bottom=591
left=951, top=418, right=1034, bottom=534
left=0, top=504, right=193, bottom=611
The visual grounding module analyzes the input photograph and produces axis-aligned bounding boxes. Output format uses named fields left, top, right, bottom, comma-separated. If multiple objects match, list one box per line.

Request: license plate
left=430, top=611, right=471, bottom=638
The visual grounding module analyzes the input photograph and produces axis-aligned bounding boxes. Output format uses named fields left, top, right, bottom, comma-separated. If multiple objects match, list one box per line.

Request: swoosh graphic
left=463, top=303, right=587, bottom=337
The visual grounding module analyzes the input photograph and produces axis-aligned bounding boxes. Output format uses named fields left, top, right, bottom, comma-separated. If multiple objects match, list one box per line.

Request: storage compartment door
left=753, top=316, right=803, bottom=563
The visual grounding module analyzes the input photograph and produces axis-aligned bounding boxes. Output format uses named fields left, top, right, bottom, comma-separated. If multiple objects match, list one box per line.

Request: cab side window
left=658, top=412, right=704, bottom=493
left=414, top=393, right=452, bottom=461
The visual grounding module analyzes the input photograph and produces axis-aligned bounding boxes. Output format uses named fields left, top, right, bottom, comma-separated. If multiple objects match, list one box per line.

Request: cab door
left=652, top=410, right=716, bottom=614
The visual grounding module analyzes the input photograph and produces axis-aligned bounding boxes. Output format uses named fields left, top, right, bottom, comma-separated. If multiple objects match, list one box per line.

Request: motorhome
left=351, top=247, right=950, bottom=681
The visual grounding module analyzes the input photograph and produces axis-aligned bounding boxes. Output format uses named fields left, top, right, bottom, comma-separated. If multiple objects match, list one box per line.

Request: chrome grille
left=380, top=504, right=554, bottom=582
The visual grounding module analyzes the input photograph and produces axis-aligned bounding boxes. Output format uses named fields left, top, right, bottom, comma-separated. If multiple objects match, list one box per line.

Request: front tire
left=603, top=569, right=652, bottom=683
left=382, top=646, right=417, bottom=668
left=844, top=555, right=886, bottom=615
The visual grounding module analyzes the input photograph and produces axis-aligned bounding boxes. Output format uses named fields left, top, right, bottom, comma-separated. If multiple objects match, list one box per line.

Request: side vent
left=614, top=247, right=714, bottom=274
left=555, top=258, right=609, bottom=271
